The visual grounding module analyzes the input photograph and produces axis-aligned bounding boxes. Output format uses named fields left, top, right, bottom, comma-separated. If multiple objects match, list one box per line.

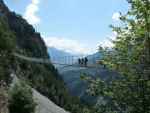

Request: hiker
left=78, top=58, right=81, bottom=65
left=81, top=58, right=84, bottom=66
left=84, top=57, right=88, bottom=66
left=104, top=64, right=106, bottom=69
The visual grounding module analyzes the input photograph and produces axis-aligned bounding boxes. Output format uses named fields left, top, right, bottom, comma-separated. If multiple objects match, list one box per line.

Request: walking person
left=81, top=58, right=84, bottom=66
left=84, top=57, right=88, bottom=67
left=78, top=58, right=81, bottom=65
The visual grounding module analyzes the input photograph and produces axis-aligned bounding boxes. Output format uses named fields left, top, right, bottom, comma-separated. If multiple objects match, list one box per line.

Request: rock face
left=0, top=0, right=48, bottom=58
left=33, top=89, right=69, bottom=113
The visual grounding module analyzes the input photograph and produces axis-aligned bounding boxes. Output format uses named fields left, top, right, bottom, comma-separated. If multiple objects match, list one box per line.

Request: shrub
left=8, top=81, right=36, bottom=113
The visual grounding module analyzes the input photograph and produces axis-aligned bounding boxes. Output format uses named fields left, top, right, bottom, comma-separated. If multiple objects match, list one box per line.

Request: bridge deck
left=13, top=53, right=102, bottom=68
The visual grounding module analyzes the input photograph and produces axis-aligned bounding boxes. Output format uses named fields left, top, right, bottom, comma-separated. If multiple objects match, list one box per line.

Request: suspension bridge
left=13, top=53, right=103, bottom=68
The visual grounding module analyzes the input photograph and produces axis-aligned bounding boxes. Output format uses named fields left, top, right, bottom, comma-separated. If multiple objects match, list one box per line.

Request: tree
left=85, top=0, right=150, bottom=113
left=8, top=81, right=36, bottom=113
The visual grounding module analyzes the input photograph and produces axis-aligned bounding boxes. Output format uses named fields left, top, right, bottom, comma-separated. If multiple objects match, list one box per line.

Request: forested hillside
left=0, top=0, right=92, bottom=113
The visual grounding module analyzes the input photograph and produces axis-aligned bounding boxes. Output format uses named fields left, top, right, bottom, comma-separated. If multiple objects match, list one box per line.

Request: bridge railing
left=13, top=53, right=104, bottom=68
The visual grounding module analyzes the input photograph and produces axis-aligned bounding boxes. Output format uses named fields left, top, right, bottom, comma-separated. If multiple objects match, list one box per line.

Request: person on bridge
left=78, top=58, right=81, bottom=65
left=81, top=58, right=84, bottom=66
left=84, top=57, right=88, bottom=66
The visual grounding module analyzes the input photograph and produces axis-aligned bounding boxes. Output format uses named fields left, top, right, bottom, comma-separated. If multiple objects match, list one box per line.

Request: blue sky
left=4, top=0, right=129, bottom=55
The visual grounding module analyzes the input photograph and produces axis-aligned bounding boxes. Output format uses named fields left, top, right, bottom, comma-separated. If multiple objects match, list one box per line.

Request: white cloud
left=110, top=31, right=118, bottom=40
left=100, top=31, right=117, bottom=48
left=24, top=0, right=40, bottom=25
left=32, top=0, right=40, bottom=4
left=112, top=12, right=120, bottom=21
left=43, top=37, right=94, bottom=55
left=100, top=39, right=114, bottom=48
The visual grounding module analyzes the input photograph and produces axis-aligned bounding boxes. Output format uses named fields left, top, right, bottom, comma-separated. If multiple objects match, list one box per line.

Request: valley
left=1, top=0, right=150, bottom=113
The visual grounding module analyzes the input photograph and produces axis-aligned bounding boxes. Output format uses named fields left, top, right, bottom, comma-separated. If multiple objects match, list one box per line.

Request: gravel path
left=33, top=89, right=69, bottom=113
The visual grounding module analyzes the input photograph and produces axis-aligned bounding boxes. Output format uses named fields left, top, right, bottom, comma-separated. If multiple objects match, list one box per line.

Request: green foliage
left=0, top=17, right=16, bottom=84
left=15, top=60, right=92, bottom=113
left=8, top=81, right=36, bottom=113
left=84, top=0, right=150, bottom=113
left=0, top=17, right=15, bottom=52
left=5, top=7, right=91, bottom=113
left=6, top=10, right=91, bottom=112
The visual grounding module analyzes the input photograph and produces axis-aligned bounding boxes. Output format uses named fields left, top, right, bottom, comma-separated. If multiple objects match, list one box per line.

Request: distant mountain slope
left=48, top=47, right=73, bottom=57
left=48, top=47, right=102, bottom=66
left=87, top=52, right=102, bottom=65
left=57, top=52, right=118, bottom=105
left=48, top=47, right=74, bottom=64
left=57, top=51, right=118, bottom=105
left=48, top=47, right=81, bottom=69
left=58, top=66, right=118, bottom=105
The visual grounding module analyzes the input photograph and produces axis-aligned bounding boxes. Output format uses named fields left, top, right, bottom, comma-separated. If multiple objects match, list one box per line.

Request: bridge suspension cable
left=13, top=53, right=103, bottom=68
